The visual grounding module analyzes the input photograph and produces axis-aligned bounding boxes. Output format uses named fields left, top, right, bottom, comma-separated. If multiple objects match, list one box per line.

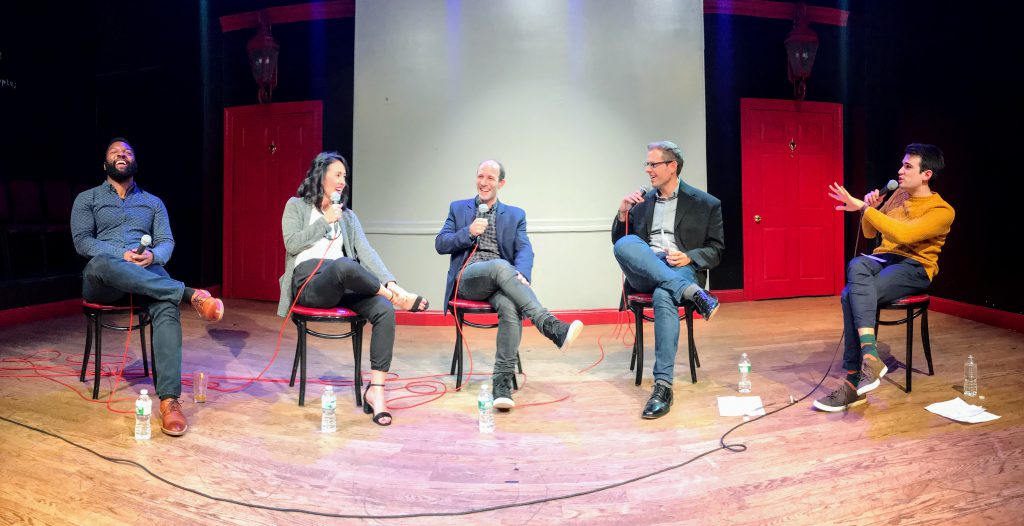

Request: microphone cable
left=0, top=194, right=876, bottom=519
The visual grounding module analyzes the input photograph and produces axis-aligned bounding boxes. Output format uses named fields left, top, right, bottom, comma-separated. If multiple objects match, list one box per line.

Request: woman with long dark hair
left=278, top=151, right=428, bottom=426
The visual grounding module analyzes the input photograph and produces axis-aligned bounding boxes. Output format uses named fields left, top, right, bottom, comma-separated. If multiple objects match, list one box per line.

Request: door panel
left=224, top=101, right=323, bottom=300
left=742, top=99, right=843, bottom=300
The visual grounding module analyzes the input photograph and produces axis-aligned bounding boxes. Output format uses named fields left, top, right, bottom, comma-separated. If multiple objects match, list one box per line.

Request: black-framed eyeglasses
left=643, top=160, right=674, bottom=169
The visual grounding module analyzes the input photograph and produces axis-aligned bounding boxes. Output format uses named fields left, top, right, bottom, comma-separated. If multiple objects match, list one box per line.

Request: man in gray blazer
left=611, top=141, right=724, bottom=419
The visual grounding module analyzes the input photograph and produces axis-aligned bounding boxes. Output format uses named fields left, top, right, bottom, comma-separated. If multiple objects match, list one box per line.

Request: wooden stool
left=80, top=300, right=154, bottom=399
left=289, top=305, right=367, bottom=407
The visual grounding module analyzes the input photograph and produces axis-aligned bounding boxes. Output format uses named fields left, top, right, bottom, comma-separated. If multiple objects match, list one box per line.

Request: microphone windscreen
left=140, top=234, right=152, bottom=247
left=886, top=179, right=898, bottom=192
left=330, top=191, right=342, bottom=204
left=477, top=203, right=489, bottom=216
left=639, top=185, right=649, bottom=195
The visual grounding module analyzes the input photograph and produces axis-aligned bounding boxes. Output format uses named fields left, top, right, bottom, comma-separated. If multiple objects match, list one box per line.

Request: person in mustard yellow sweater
left=815, top=143, right=954, bottom=412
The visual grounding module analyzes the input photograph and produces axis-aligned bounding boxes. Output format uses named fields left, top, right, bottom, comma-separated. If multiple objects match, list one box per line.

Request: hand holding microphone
left=325, top=192, right=344, bottom=224
left=124, top=234, right=153, bottom=267
left=863, top=179, right=898, bottom=209
left=470, top=203, right=489, bottom=238
left=618, top=185, right=650, bottom=220
left=135, top=234, right=152, bottom=255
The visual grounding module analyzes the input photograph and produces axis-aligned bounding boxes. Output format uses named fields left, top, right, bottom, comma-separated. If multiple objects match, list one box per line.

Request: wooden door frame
left=222, top=101, right=323, bottom=298
left=740, top=98, right=844, bottom=300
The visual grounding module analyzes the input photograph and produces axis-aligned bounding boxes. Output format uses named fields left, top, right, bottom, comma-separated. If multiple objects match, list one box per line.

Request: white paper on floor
left=717, top=396, right=766, bottom=417
left=925, top=397, right=1000, bottom=423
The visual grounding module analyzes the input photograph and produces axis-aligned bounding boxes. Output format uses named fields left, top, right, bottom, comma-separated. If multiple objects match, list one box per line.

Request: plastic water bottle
left=134, top=389, right=151, bottom=440
left=963, top=355, right=978, bottom=397
left=738, top=353, right=752, bottom=393
left=478, top=384, right=495, bottom=433
left=321, top=385, right=337, bottom=433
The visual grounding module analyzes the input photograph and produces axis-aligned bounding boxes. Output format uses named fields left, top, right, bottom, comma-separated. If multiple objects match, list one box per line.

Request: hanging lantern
left=247, top=11, right=279, bottom=104
left=784, top=2, right=818, bottom=101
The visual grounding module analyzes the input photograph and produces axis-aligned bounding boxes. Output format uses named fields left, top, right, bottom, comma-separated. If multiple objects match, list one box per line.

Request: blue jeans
left=82, top=254, right=186, bottom=399
left=456, top=259, right=565, bottom=374
left=841, top=254, right=930, bottom=371
left=613, top=235, right=701, bottom=385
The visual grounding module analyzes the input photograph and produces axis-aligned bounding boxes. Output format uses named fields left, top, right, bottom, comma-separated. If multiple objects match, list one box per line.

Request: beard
left=104, top=160, right=138, bottom=182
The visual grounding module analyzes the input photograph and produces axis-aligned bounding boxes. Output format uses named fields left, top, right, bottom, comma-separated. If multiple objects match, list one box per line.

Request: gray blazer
left=278, top=197, right=395, bottom=316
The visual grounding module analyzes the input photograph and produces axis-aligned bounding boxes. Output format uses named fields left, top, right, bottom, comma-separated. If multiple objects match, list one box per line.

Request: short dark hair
left=905, top=143, right=945, bottom=181
left=647, top=141, right=684, bottom=175
left=296, top=151, right=350, bottom=206
left=106, top=137, right=132, bottom=152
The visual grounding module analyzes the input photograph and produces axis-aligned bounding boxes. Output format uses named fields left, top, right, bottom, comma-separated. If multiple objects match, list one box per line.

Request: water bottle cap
left=325, top=385, right=334, bottom=391
left=481, top=383, right=490, bottom=390
left=140, top=389, right=148, bottom=395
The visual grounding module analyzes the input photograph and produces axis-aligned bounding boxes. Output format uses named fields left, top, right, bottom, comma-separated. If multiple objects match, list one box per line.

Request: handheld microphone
left=135, top=234, right=151, bottom=255
left=472, top=203, right=490, bottom=244
left=877, top=179, right=898, bottom=196
left=330, top=191, right=343, bottom=207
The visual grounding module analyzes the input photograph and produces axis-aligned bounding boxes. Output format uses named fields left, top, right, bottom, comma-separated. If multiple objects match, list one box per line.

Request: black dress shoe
left=642, top=383, right=673, bottom=419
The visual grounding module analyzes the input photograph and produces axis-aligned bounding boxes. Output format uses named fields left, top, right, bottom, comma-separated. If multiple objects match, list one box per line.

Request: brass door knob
left=754, top=214, right=762, bottom=223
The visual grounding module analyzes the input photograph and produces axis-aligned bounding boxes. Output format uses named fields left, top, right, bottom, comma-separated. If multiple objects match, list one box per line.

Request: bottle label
left=478, top=400, right=492, bottom=411
left=739, top=365, right=751, bottom=374
left=323, top=399, right=336, bottom=410
left=136, top=402, right=150, bottom=416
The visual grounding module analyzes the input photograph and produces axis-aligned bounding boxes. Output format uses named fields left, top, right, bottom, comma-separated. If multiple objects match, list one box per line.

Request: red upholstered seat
left=448, top=298, right=495, bottom=311
left=290, top=305, right=359, bottom=317
left=82, top=300, right=144, bottom=311
left=891, top=294, right=929, bottom=305
left=627, top=293, right=653, bottom=304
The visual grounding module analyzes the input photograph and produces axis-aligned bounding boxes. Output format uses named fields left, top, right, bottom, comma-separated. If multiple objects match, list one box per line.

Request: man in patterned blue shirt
left=71, top=138, right=224, bottom=437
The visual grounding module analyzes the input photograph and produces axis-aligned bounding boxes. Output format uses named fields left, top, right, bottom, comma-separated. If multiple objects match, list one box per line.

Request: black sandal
left=363, top=383, right=392, bottom=426
left=386, top=286, right=429, bottom=312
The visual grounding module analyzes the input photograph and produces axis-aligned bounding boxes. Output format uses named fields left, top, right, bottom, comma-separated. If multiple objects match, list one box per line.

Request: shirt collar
left=104, top=180, right=139, bottom=196
left=656, top=177, right=682, bottom=202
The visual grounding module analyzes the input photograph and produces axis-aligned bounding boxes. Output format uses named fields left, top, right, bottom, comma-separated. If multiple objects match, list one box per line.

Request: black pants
left=292, top=258, right=394, bottom=371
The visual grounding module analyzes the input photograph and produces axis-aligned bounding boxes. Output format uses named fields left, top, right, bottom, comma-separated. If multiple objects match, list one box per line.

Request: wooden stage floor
left=1, top=297, right=1022, bottom=525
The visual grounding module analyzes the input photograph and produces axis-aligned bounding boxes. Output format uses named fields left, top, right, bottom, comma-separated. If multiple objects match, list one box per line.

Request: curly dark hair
left=296, top=151, right=351, bottom=207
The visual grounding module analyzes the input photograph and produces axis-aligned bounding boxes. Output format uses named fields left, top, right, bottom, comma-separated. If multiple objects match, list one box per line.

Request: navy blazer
left=611, top=181, right=725, bottom=271
left=435, top=199, right=534, bottom=313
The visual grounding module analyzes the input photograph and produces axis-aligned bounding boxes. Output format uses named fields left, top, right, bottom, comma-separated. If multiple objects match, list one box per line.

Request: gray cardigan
left=278, top=196, right=395, bottom=316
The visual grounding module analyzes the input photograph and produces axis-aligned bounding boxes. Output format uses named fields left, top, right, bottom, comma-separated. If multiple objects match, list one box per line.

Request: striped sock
left=860, top=333, right=879, bottom=362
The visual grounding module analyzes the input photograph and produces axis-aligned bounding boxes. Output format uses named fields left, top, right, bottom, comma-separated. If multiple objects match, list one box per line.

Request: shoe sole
left=494, top=397, right=515, bottom=410
left=856, top=364, right=888, bottom=396
left=812, top=397, right=867, bottom=412
left=703, top=303, right=720, bottom=322
left=160, top=423, right=188, bottom=436
left=560, top=321, right=584, bottom=349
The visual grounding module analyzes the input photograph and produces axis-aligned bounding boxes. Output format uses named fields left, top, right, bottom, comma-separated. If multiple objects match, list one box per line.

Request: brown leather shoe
left=160, top=398, right=189, bottom=436
left=191, top=289, right=224, bottom=322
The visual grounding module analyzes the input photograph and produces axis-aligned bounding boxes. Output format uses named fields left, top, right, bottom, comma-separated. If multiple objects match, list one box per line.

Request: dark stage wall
left=0, top=1, right=1018, bottom=315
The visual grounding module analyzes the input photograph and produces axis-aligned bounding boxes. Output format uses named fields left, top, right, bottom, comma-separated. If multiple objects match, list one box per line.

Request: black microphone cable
left=0, top=197, right=874, bottom=520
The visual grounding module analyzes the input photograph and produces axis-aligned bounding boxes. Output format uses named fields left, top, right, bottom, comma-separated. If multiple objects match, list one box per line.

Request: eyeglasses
left=643, top=160, right=674, bottom=169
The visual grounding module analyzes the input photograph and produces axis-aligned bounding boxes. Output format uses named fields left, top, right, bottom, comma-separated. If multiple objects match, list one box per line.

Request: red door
left=741, top=99, right=844, bottom=300
left=223, top=101, right=323, bottom=300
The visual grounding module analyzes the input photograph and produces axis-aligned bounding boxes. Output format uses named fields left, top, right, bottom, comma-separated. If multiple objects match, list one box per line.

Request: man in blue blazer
left=436, top=160, right=584, bottom=411
left=612, top=141, right=724, bottom=419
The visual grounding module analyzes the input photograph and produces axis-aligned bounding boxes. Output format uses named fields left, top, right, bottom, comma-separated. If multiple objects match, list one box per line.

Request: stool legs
left=352, top=320, right=364, bottom=408
left=632, top=304, right=644, bottom=386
